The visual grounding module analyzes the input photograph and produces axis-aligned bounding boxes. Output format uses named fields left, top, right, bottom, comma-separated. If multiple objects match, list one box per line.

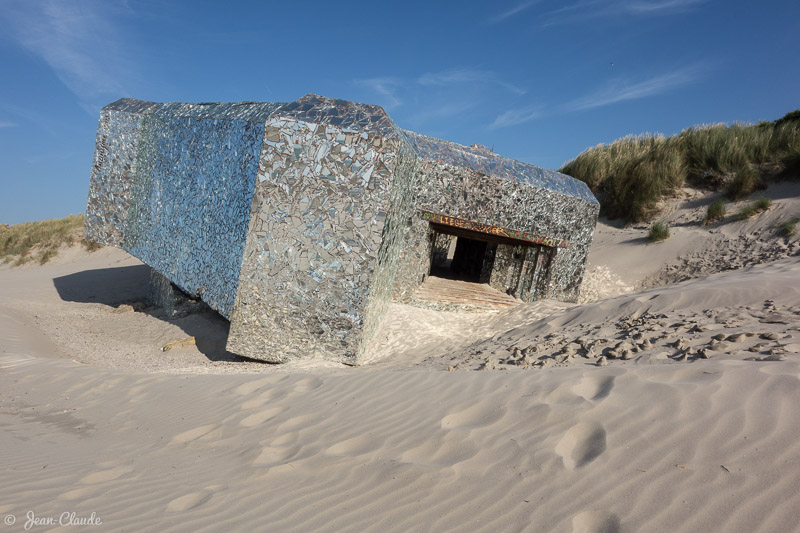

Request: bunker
left=85, top=94, right=599, bottom=364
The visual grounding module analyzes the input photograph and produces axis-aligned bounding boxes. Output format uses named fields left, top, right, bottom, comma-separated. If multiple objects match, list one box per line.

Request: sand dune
left=2, top=183, right=800, bottom=531
left=2, top=347, right=800, bottom=531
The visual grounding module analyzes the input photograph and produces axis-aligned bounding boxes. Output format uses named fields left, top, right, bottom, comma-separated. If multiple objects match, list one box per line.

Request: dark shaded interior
left=450, top=237, right=488, bottom=281
left=429, top=230, right=496, bottom=283
left=426, top=219, right=557, bottom=301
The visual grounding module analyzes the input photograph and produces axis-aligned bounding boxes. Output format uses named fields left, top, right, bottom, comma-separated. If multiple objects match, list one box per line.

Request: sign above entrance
left=421, top=211, right=569, bottom=249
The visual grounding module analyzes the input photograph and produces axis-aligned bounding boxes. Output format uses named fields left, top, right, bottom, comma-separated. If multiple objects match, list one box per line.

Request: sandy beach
left=2, top=183, right=800, bottom=532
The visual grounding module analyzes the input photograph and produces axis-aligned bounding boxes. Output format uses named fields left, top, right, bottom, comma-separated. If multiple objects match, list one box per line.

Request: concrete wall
left=392, top=133, right=600, bottom=303
left=226, top=96, right=417, bottom=363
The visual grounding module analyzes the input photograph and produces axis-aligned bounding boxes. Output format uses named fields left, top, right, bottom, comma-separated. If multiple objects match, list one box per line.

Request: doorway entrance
left=426, top=219, right=555, bottom=301
left=429, top=233, right=493, bottom=283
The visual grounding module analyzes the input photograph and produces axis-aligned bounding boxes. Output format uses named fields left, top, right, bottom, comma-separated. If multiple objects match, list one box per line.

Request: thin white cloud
left=624, top=0, right=709, bottom=13
left=564, top=67, right=699, bottom=111
left=0, top=121, right=17, bottom=128
left=540, top=0, right=709, bottom=26
left=354, top=77, right=403, bottom=109
left=489, top=106, right=541, bottom=129
left=490, top=66, right=702, bottom=128
left=417, top=68, right=526, bottom=96
left=489, top=0, right=542, bottom=23
left=0, top=0, right=138, bottom=110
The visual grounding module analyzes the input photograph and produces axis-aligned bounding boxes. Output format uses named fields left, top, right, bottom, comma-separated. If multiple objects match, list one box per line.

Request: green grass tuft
left=755, top=196, right=772, bottom=210
left=726, top=167, right=763, bottom=200
left=778, top=216, right=800, bottom=237
left=736, top=196, right=772, bottom=221
left=704, top=199, right=727, bottom=225
left=0, top=215, right=102, bottom=265
left=648, top=221, right=670, bottom=242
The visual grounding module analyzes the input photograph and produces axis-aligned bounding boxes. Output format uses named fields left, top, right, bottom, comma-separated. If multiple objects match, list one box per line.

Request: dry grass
left=736, top=196, right=772, bottom=221
left=704, top=199, right=727, bottom=225
left=726, top=167, right=764, bottom=200
left=778, top=216, right=799, bottom=237
left=560, top=109, right=800, bottom=222
left=0, top=215, right=102, bottom=266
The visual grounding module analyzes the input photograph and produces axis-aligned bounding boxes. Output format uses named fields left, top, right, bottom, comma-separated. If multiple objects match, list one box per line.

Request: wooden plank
left=413, top=276, right=522, bottom=310
left=421, top=211, right=568, bottom=249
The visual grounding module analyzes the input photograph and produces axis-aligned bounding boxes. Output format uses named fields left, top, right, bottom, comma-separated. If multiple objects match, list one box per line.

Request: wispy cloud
left=624, top=0, right=709, bottom=13
left=354, top=77, right=403, bottom=110
left=563, top=67, right=699, bottom=111
left=417, top=68, right=526, bottom=96
left=490, top=66, right=702, bottom=128
left=489, top=0, right=542, bottom=23
left=539, top=0, right=710, bottom=26
left=0, top=121, right=17, bottom=128
left=0, top=0, right=139, bottom=112
left=489, top=105, right=541, bottom=129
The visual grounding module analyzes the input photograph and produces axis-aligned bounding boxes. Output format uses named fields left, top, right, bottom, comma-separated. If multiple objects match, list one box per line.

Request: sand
left=2, top=182, right=800, bottom=532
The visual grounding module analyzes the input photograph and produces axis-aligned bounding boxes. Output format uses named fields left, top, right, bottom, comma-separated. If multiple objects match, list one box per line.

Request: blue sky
left=1, top=0, right=798, bottom=224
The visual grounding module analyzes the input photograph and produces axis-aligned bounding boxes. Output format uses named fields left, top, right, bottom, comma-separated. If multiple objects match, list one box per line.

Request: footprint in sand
left=290, top=376, right=324, bottom=393
left=78, top=466, right=133, bottom=484
left=234, top=377, right=277, bottom=396
left=171, top=424, right=220, bottom=444
left=573, top=375, right=616, bottom=402
left=555, top=422, right=607, bottom=470
left=58, top=486, right=103, bottom=501
left=166, top=484, right=226, bottom=512
left=440, top=403, right=506, bottom=430
left=402, top=433, right=478, bottom=467
left=275, top=413, right=322, bottom=432
left=572, top=510, right=620, bottom=533
left=241, top=388, right=284, bottom=410
left=240, top=406, right=285, bottom=427
left=253, top=445, right=301, bottom=466
left=324, top=435, right=384, bottom=457
left=544, top=385, right=587, bottom=406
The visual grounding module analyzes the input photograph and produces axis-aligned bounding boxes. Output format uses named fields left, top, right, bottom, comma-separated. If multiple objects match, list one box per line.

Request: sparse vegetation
left=648, top=221, right=670, bottom=242
left=0, top=215, right=101, bottom=266
left=782, top=147, right=800, bottom=176
left=778, top=216, right=799, bottom=237
left=736, top=196, right=772, bottom=221
left=560, top=109, right=800, bottom=222
left=704, top=199, right=727, bottom=225
left=726, top=167, right=763, bottom=200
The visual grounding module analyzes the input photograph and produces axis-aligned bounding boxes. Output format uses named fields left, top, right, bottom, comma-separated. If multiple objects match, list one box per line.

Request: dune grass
left=560, top=109, right=800, bottom=222
left=736, top=196, right=772, bottom=221
left=726, top=167, right=764, bottom=200
left=704, top=199, right=727, bottom=225
left=0, top=215, right=101, bottom=266
left=778, top=216, right=799, bottom=237
left=648, top=221, right=670, bottom=242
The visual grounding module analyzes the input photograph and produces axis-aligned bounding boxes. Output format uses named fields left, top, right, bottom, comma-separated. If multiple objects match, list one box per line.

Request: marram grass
left=648, top=221, right=670, bottom=242
left=736, top=196, right=772, bottom=221
left=704, top=199, right=727, bottom=225
left=561, top=109, right=800, bottom=223
left=0, top=214, right=101, bottom=266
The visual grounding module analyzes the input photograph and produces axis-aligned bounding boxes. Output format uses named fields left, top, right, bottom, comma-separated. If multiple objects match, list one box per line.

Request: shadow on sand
left=52, top=265, right=258, bottom=364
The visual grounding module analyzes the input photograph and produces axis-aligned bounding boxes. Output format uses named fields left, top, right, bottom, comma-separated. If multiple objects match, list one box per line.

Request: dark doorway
left=451, top=237, right=487, bottom=281
left=429, top=232, right=496, bottom=283
left=424, top=217, right=557, bottom=302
